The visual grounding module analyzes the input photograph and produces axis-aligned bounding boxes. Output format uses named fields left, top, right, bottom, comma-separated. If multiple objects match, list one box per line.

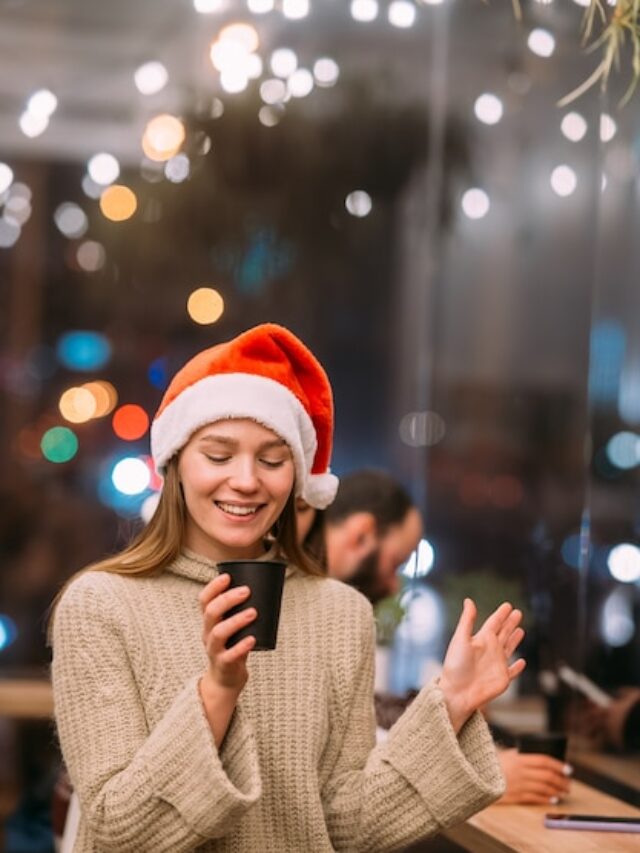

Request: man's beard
left=347, top=548, right=387, bottom=605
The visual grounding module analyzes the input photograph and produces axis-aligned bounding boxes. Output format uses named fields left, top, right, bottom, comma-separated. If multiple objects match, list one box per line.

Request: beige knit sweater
left=52, top=550, right=505, bottom=852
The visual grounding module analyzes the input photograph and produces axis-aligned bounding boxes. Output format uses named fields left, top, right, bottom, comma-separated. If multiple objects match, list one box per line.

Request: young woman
left=51, top=323, right=525, bottom=852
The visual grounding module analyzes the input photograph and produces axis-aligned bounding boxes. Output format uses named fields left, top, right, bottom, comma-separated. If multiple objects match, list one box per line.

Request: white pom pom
left=303, top=472, right=339, bottom=509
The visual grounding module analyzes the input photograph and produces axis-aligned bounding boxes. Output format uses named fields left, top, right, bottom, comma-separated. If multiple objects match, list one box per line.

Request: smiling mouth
left=215, top=501, right=263, bottom=517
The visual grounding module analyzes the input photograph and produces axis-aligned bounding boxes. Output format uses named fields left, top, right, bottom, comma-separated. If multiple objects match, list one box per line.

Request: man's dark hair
left=324, top=469, right=414, bottom=533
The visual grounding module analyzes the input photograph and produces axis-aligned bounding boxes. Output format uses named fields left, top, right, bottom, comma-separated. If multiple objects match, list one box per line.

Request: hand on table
left=439, top=599, right=526, bottom=733
left=496, top=749, right=572, bottom=805
left=583, top=688, right=640, bottom=751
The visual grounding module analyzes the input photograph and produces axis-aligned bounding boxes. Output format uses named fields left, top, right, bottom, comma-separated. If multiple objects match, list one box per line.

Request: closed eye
left=259, top=458, right=287, bottom=469
left=205, top=454, right=231, bottom=464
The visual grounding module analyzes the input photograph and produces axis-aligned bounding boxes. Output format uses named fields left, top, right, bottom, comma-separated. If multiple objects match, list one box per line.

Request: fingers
left=507, top=658, right=526, bottom=680
left=213, top=634, right=256, bottom=667
left=454, top=598, right=477, bottom=640
left=199, top=572, right=232, bottom=610
left=204, top=607, right=257, bottom=655
left=202, top=583, right=252, bottom=635
left=505, top=627, right=525, bottom=659
left=498, top=609, right=522, bottom=645
left=481, top=601, right=514, bottom=635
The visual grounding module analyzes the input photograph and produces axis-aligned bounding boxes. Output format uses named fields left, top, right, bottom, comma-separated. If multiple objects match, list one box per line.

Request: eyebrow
left=199, top=434, right=288, bottom=452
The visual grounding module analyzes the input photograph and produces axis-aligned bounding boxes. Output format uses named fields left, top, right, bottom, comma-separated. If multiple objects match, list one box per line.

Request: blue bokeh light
left=0, top=614, right=18, bottom=652
left=56, top=331, right=112, bottom=371
left=148, top=356, right=169, bottom=390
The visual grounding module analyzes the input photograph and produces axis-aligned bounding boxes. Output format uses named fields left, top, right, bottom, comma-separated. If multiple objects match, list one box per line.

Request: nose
left=227, top=456, right=259, bottom=493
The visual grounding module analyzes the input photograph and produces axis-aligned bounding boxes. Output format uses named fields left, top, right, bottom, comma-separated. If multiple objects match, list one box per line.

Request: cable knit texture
left=52, top=551, right=505, bottom=852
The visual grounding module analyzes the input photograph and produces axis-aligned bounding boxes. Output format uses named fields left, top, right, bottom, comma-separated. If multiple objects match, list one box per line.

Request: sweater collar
left=167, top=542, right=291, bottom=585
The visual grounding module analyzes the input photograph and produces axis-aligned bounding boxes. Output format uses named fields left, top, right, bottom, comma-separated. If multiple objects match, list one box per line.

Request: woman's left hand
left=439, top=599, right=525, bottom=733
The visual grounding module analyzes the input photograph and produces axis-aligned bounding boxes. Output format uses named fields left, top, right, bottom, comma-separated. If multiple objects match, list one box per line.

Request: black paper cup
left=218, top=559, right=287, bottom=651
left=517, top=732, right=568, bottom=762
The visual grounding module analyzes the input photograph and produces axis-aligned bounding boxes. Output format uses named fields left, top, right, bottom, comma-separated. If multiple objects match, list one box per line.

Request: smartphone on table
left=544, top=813, right=640, bottom=833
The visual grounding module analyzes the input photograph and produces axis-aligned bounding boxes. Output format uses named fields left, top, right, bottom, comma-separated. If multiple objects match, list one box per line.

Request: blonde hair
left=49, top=456, right=323, bottom=631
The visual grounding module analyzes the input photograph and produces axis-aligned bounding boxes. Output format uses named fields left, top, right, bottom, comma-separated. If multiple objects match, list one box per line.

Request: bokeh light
left=87, top=152, right=120, bottom=185
left=287, top=68, right=314, bottom=98
left=40, top=426, right=79, bottom=463
left=112, top=457, right=151, bottom=495
left=351, top=0, right=379, bottom=22
left=345, top=190, right=372, bottom=217
left=283, top=0, right=310, bottom=20
left=600, top=113, right=617, bottom=143
left=401, top=539, right=435, bottom=578
left=27, top=89, right=58, bottom=118
left=76, top=240, right=106, bottom=272
left=248, top=0, right=275, bottom=12
left=259, top=105, right=284, bottom=127
left=606, top=431, right=640, bottom=470
left=528, top=28, right=555, bottom=57
left=148, top=357, right=169, bottom=390
left=461, top=188, right=490, bottom=219
left=19, top=111, right=48, bottom=138
left=56, top=331, right=111, bottom=371
left=607, top=543, right=640, bottom=583
left=270, top=48, right=298, bottom=78
left=313, top=57, right=340, bottom=87
left=550, top=165, right=577, bottom=197
left=0, top=163, right=14, bottom=194
left=134, top=61, right=169, bottom=95
left=399, top=411, right=446, bottom=446
left=260, top=78, right=287, bottom=104
left=83, top=380, right=118, bottom=417
left=112, top=404, right=150, bottom=441
left=561, top=112, right=587, bottom=142
left=601, top=589, right=636, bottom=647
left=219, top=22, right=260, bottom=52
left=0, top=615, right=18, bottom=652
left=187, top=287, right=225, bottom=324
left=474, top=93, right=503, bottom=125
left=142, top=114, right=185, bottom=162
left=388, top=0, right=416, bottom=27
left=54, top=202, right=88, bottom=238
left=164, top=153, right=191, bottom=183
left=99, top=185, right=138, bottom=221
left=59, top=386, right=97, bottom=423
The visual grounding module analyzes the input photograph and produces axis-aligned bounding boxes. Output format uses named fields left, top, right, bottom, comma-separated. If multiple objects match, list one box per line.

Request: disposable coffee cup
left=517, top=732, right=568, bottom=761
left=218, top=559, right=287, bottom=651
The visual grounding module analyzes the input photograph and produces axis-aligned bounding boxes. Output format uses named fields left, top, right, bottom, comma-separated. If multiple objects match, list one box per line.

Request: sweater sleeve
left=321, top=599, right=505, bottom=852
left=51, top=573, right=261, bottom=852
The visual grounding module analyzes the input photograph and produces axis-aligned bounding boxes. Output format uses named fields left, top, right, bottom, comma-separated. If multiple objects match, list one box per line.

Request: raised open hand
left=439, top=599, right=525, bottom=733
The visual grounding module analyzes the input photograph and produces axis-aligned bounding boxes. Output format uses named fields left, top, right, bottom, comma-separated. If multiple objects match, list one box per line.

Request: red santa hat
left=151, top=323, right=338, bottom=509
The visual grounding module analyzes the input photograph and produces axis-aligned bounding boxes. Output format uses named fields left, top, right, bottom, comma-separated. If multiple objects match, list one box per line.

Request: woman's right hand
left=199, top=573, right=257, bottom=693
left=496, top=749, right=572, bottom=805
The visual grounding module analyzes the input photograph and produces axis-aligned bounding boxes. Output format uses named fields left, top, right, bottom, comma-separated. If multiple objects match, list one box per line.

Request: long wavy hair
left=49, top=456, right=323, bottom=629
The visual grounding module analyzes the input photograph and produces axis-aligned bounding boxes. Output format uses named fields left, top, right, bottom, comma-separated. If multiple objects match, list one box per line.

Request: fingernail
left=563, top=764, right=573, bottom=776
left=550, top=796, right=559, bottom=805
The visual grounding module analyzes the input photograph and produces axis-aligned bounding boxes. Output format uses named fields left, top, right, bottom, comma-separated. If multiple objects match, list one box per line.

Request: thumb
left=454, top=598, right=477, bottom=640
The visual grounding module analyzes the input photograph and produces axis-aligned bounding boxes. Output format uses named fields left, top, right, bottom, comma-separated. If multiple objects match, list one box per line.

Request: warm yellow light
left=142, top=114, right=185, bottom=162
left=187, top=287, right=225, bottom=324
left=99, top=185, right=137, bottom=222
left=82, top=380, right=118, bottom=417
left=219, top=22, right=259, bottom=52
left=59, top=386, right=97, bottom=423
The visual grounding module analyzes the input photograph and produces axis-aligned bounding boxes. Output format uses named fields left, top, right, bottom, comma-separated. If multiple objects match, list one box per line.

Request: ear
left=342, top=512, right=377, bottom=551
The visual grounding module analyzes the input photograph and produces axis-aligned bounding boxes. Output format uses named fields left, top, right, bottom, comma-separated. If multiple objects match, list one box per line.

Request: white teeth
left=217, top=502, right=259, bottom=516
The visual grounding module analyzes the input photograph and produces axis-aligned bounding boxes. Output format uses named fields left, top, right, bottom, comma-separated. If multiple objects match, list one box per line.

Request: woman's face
left=178, top=418, right=295, bottom=561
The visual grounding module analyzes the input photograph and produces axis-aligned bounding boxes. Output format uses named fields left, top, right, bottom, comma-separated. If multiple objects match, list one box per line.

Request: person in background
left=297, top=469, right=422, bottom=604
left=297, top=474, right=573, bottom=806
left=584, top=688, right=640, bottom=752
left=51, top=324, right=525, bottom=853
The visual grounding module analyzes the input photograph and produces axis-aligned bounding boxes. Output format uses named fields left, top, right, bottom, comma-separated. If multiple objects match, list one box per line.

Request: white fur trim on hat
left=151, top=372, right=338, bottom=509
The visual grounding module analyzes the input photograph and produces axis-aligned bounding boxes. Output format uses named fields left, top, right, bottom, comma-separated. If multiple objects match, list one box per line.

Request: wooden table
left=443, top=781, right=640, bottom=852
left=0, top=679, right=53, bottom=719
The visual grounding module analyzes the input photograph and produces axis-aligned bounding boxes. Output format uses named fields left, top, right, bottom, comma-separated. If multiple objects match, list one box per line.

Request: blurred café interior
left=0, top=0, right=639, bottom=850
